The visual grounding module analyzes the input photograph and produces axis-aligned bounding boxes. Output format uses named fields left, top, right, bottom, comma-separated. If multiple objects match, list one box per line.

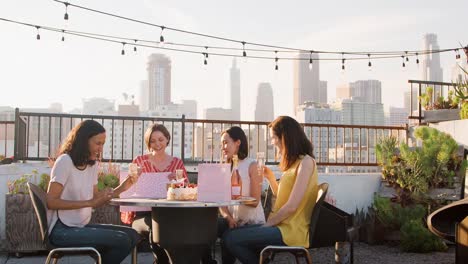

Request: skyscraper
left=336, top=80, right=382, bottom=104
left=230, top=58, right=241, bottom=120
left=147, top=54, right=171, bottom=110
left=254, top=82, right=274, bottom=122
left=421, top=33, right=443, bottom=82
left=293, top=52, right=320, bottom=114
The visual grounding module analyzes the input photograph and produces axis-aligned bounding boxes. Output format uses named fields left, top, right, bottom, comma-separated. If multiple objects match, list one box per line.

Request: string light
left=63, top=2, right=69, bottom=20
left=416, top=52, right=420, bottom=64
left=401, top=55, right=406, bottom=68
left=35, top=26, right=41, bottom=40
left=203, top=53, right=208, bottom=65
left=159, top=26, right=165, bottom=46
left=405, top=51, right=409, bottom=62
left=341, top=53, right=345, bottom=71
left=274, top=51, right=278, bottom=70
left=133, top=40, right=137, bottom=52
left=309, top=51, right=313, bottom=70
left=368, top=54, right=372, bottom=70
left=61, top=29, right=65, bottom=41
left=121, top=42, right=126, bottom=55
left=455, top=49, right=461, bottom=61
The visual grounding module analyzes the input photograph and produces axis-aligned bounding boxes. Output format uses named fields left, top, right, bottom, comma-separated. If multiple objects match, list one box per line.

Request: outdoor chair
left=27, top=182, right=138, bottom=264
left=259, top=182, right=329, bottom=264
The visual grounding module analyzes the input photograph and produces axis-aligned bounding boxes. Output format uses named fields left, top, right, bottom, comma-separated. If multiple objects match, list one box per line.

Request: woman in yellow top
left=223, top=116, right=318, bottom=264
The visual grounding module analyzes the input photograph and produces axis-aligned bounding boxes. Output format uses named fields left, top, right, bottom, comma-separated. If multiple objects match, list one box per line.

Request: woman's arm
left=247, top=162, right=262, bottom=207
left=219, top=206, right=237, bottom=228
left=264, top=166, right=278, bottom=196
left=264, top=155, right=314, bottom=227
left=47, top=183, right=112, bottom=210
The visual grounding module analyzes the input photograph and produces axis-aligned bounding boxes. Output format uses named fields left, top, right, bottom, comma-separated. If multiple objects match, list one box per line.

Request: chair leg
left=131, top=246, right=138, bottom=264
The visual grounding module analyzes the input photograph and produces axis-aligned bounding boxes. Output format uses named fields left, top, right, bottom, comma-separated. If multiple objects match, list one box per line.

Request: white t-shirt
left=47, top=154, right=98, bottom=234
left=229, top=158, right=266, bottom=225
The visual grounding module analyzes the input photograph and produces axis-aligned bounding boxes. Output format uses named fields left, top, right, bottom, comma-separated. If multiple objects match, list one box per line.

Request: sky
left=0, top=0, right=467, bottom=120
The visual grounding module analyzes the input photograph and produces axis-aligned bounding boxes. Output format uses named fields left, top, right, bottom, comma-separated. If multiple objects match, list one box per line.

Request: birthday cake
left=166, top=183, right=198, bottom=201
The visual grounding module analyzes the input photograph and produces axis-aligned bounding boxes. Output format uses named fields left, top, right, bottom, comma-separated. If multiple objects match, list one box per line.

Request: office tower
left=254, top=82, right=274, bottom=122
left=385, top=107, right=408, bottom=126
left=82, top=97, right=115, bottom=115
left=293, top=52, right=320, bottom=113
left=332, top=98, right=384, bottom=126
left=147, top=54, right=171, bottom=110
left=421, top=33, right=443, bottom=82
left=230, top=58, right=241, bottom=120
left=350, top=80, right=382, bottom=104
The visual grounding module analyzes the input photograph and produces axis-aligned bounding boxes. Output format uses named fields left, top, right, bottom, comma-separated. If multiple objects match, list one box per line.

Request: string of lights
left=52, top=0, right=466, bottom=58
left=1, top=16, right=466, bottom=71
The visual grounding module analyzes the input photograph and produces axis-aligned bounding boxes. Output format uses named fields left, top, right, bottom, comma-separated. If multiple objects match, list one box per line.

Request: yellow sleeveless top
left=271, top=156, right=318, bottom=247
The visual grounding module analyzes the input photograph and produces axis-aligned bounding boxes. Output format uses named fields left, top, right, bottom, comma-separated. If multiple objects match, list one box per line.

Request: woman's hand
left=92, top=188, right=113, bottom=207
left=167, top=172, right=176, bottom=181
left=226, top=215, right=238, bottom=229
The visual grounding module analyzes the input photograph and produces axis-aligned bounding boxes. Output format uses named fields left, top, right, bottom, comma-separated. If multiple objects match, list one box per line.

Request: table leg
left=151, top=207, right=218, bottom=264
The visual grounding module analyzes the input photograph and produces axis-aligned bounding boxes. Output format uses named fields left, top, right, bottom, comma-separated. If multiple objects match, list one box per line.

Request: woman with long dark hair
left=47, top=120, right=140, bottom=264
left=223, top=116, right=318, bottom=264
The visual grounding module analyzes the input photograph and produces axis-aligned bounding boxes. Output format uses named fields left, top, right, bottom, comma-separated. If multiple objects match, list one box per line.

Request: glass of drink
left=175, top=169, right=184, bottom=186
left=257, top=152, right=265, bottom=177
left=129, top=163, right=140, bottom=196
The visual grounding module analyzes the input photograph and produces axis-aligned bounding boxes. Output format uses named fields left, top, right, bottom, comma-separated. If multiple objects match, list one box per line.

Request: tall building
left=147, top=54, right=171, bottom=110
left=385, top=107, right=408, bottom=126
left=421, top=33, right=443, bottom=82
left=139, top=80, right=149, bottom=112
left=332, top=98, right=384, bottom=126
left=82, top=98, right=115, bottom=115
left=254, top=82, right=274, bottom=122
left=293, top=52, right=320, bottom=114
left=337, top=80, right=381, bottom=104
left=319, top=81, right=328, bottom=104
left=230, top=58, right=241, bottom=120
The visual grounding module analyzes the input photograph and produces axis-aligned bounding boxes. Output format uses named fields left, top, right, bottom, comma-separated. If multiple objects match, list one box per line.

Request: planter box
left=5, top=194, right=121, bottom=253
left=5, top=194, right=45, bottom=253
left=424, top=109, right=460, bottom=123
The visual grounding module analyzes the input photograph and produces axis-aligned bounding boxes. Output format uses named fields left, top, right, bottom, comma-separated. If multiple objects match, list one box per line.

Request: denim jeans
left=222, top=224, right=285, bottom=264
left=50, top=219, right=140, bottom=264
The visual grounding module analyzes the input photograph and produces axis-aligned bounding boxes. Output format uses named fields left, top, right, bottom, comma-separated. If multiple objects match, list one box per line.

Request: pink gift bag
left=119, top=172, right=171, bottom=212
left=197, top=163, right=231, bottom=202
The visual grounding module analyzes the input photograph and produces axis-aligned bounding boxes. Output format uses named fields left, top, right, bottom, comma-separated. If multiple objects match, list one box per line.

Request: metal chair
left=27, top=182, right=104, bottom=264
left=259, top=182, right=329, bottom=264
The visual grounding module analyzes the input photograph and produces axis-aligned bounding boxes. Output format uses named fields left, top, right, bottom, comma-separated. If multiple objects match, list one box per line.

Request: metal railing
left=408, top=80, right=459, bottom=124
left=7, top=108, right=407, bottom=166
left=0, top=120, right=14, bottom=158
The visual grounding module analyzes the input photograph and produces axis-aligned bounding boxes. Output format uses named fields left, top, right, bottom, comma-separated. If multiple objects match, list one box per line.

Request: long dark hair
left=269, top=116, right=314, bottom=171
left=59, top=120, right=106, bottom=167
left=222, top=126, right=248, bottom=161
left=144, top=123, right=171, bottom=151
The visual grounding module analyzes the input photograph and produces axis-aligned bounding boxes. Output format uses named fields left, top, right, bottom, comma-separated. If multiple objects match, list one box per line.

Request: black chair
left=27, top=182, right=106, bottom=264
left=259, top=182, right=329, bottom=264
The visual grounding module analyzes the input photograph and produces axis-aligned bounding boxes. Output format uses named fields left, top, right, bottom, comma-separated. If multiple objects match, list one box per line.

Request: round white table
left=110, top=197, right=256, bottom=264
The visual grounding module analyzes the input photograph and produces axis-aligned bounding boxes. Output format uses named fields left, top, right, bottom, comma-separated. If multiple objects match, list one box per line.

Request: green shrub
left=401, top=219, right=447, bottom=252
left=373, top=195, right=425, bottom=230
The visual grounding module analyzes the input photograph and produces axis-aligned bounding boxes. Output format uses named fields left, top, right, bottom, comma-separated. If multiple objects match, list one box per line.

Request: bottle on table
left=231, top=154, right=242, bottom=200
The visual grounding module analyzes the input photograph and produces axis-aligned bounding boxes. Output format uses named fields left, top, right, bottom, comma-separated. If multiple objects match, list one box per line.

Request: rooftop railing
left=4, top=108, right=408, bottom=166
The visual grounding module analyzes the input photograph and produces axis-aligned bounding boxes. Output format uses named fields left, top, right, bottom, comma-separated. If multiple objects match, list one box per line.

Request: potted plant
left=373, top=127, right=467, bottom=251
left=6, top=170, right=49, bottom=253
left=419, top=86, right=460, bottom=122
left=90, top=161, right=121, bottom=225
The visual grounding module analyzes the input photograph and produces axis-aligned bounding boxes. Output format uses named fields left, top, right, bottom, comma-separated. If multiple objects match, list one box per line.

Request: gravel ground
left=260, top=242, right=456, bottom=264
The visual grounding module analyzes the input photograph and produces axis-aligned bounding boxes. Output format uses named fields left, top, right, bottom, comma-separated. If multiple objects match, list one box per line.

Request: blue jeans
left=223, top=224, right=285, bottom=264
left=50, top=219, right=140, bottom=264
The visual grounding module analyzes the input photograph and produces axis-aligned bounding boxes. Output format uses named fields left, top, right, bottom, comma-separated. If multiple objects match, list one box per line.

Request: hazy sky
left=0, top=0, right=467, bottom=120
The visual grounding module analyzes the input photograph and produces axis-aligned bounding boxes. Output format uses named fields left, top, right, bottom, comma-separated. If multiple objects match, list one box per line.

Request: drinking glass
left=129, top=163, right=140, bottom=196
left=257, top=152, right=265, bottom=177
left=175, top=169, right=184, bottom=186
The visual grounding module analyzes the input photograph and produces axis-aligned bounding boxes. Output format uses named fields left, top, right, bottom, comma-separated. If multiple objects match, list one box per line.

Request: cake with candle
left=166, top=183, right=198, bottom=201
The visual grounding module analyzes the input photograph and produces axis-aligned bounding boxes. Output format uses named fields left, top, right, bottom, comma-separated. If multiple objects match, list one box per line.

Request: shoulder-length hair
left=144, top=123, right=171, bottom=151
left=59, top=119, right=106, bottom=167
left=222, top=126, right=248, bottom=160
left=268, top=116, right=314, bottom=171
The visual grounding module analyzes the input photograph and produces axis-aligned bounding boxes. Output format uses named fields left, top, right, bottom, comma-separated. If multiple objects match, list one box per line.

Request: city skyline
left=0, top=0, right=467, bottom=120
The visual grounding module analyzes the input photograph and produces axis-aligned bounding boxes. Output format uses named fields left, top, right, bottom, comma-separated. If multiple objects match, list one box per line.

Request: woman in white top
left=47, top=120, right=140, bottom=264
left=202, top=126, right=265, bottom=264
